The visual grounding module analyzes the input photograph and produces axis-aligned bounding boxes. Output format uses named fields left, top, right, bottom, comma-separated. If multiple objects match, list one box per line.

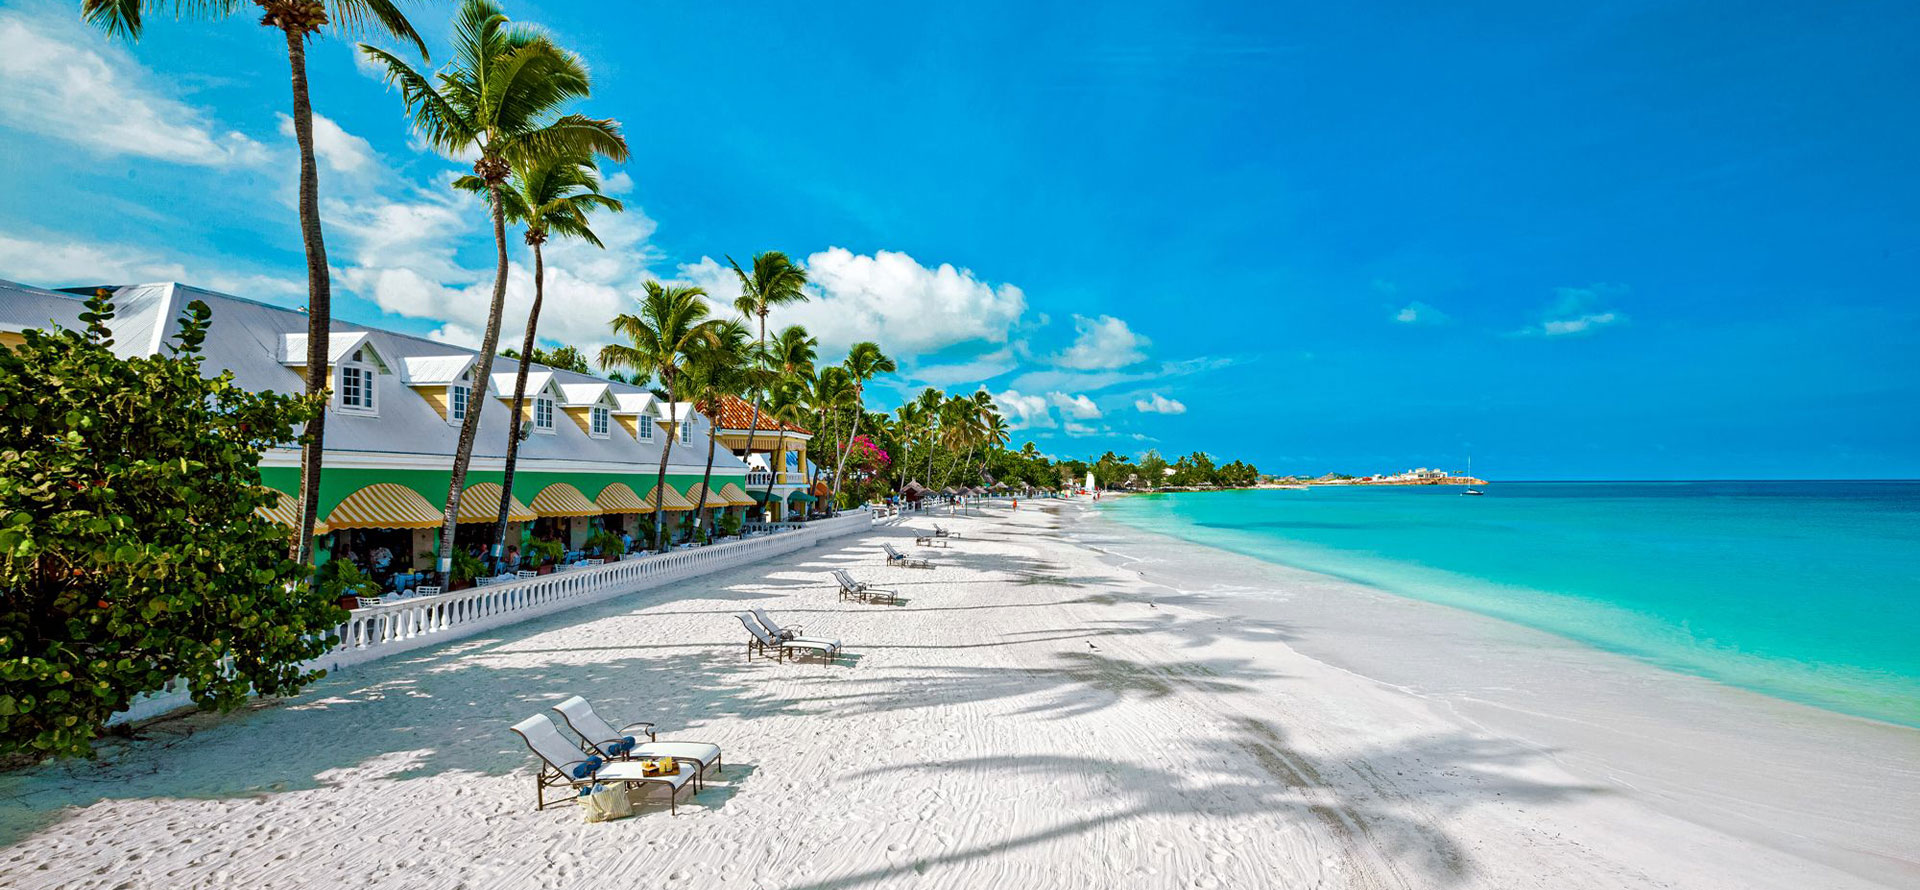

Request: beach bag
left=580, top=782, right=631, bottom=822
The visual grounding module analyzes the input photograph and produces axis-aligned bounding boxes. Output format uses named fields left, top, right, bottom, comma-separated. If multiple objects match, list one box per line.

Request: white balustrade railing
left=110, top=510, right=877, bottom=725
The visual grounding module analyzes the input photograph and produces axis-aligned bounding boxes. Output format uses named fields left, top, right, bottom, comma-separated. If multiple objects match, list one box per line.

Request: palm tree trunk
left=830, top=399, right=861, bottom=512
left=282, top=27, right=330, bottom=567
left=762, top=428, right=787, bottom=520
left=738, top=313, right=765, bottom=519
left=650, top=373, right=676, bottom=553
left=435, top=174, right=512, bottom=576
left=492, top=236, right=544, bottom=573
left=693, top=399, right=719, bottom=540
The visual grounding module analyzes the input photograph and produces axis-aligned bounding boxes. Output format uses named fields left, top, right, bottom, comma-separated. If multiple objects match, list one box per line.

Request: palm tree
left=728, top=252, right=808, bottom=495
left=828, top=342, right=896, bottom=508
left=892, top=401, right=924, bottom=490
left=598, top=282, right=717, bottom=552
left=84, top=0, right=428, bottom=566
left=455, top=152, right=623, bottom=570
left=363, top=0, right=627, bottom=575
left=913, top=386, right=943, bottom=484
left=757, top=380, right=808, bottom=520
left=757, top=324, right=816, bottom=512
left=806, top=367, right=854, bottom=492
left=682, top=319, right=752, bottom=537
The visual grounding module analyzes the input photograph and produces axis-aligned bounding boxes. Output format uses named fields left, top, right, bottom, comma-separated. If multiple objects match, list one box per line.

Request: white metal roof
left=0, top=280, right=746, bottom=476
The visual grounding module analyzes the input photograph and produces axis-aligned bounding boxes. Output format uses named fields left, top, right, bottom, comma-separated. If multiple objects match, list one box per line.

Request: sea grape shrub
left=0, top=293, right=337, bottom=760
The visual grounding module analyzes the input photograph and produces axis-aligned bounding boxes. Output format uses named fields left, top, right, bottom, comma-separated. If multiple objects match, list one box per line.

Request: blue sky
left=0, top=0, right=1915, bottom=479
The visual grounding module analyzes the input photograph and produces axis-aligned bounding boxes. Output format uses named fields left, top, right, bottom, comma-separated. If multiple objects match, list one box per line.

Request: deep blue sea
left=1099, top=481, right=1920, bottom=727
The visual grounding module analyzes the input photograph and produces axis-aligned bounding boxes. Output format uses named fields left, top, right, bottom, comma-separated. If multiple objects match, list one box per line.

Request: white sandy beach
left=1, top=501, right=1913, bottom=890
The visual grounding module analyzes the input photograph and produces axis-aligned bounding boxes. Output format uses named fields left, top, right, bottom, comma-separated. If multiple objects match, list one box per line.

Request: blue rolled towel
left=571, top=756, right=602, bottom=778
left=621, top=735, right=636, bottom=750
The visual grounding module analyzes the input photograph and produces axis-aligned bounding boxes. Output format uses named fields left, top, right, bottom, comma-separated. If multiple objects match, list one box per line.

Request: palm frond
left=359, top=44, right=475, bottom=153
left=332, top=0, right=429, bottom=58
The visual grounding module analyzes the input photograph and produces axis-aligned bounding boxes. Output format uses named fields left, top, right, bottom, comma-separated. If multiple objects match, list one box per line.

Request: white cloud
left=1393, top=301, right=1449, bottom=325
left=277, top=112, right=376, bottom=177
left=1134, top=393, right=1187, bottom=414
left=0, top=231, right=300, bottom=299
left=0, top=233, right=188, bottom=285
left=1052, top=313, right=1148, bottom=369
left=602, top=171, right=634, bottom=194
left=1516, top=284, right=1630, bottom=337
left=0, top=10, right=265, bottom=167
left=1063, top=420, right=1105, bottom=437
left=1008, top=355, right=1233, bottom=396
left=902, top=347, right=1018, bottom=387
left=336, top=205, right=666, bottom=355
left=1047, top=391, right=1102, bottom=419
left=991, top=389, right=1056, bottom=430
left=765, top=248, right=1028, bottom=355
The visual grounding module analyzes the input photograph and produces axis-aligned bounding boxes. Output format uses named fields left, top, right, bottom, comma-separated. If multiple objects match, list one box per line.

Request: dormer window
left=337, top=347, right=377, bottom=415
left=678, top=419, right=692, bottom=444
left=590, top=406, right=610, bottom=438
left=637, top=415, right=655, bottom=440
left=534, top=395, right=556, bottom=433
left=449, top=372, right=471, bottom=423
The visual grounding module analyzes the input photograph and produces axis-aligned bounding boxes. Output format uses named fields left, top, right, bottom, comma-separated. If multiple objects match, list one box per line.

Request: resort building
left=0, top=278, right=762, bottom=583
left=687, top=394, right=820, bottom=521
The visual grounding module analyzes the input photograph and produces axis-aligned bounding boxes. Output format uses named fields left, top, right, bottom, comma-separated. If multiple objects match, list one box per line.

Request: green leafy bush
left=715, top=512, right=742, bottom=538
left=584, top=528, right=623, bottom=556
left=0, top=293, right=334, bottom=759
left=523, top=538, right=564, bottom=565
left=450, top=549, right=486, bottom=583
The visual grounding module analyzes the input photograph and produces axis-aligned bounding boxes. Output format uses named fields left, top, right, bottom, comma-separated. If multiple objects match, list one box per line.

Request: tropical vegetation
left=0, top=293, right=336, bottom=758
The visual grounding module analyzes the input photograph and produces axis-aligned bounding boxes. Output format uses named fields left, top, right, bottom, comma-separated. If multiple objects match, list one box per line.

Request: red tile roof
left=698, top=394, right=810, bottom=435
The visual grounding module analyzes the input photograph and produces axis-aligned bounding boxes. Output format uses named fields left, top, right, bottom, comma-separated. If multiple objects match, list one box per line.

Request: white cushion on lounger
left=632, top=741, right=721, bottom=769
left=595, top=759, right=695, bottom=790
left=788, top=636, right=840, bottom=652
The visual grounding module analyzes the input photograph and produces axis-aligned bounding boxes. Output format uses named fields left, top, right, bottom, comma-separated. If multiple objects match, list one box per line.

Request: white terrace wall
left=111, top=511, right=883, bottom=726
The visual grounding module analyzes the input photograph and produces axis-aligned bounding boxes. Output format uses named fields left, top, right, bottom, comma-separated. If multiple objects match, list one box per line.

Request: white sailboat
left=1462, top=455, right=1484, bottom=496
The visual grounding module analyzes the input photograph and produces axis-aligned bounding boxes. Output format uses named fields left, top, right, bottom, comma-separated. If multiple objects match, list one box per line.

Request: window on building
left=450, top=377, right=470, bottom=422
left=337, top=348, right=377, bottom=414
left=637, top=414, right=655, bottom=440
left=678, top=419, right=692, bottom=444
left=590, top=405, right=609, bottom=438
left=534, top=395, right=555, bottom=433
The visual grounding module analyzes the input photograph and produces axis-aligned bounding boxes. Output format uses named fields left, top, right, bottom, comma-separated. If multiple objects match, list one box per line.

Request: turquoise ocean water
left=1099, top=482, right=1920, bottom=727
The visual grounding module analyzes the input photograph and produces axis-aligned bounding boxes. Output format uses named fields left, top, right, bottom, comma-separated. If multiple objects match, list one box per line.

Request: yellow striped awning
left=457, top=482, right=535, bottom=523
left=594, top=482, right=647, bottom=514
left=254, top=488, right=331, bottom=534
left=530, top=482, right=601, bottom=517
left=323, top=483, right=443, bottom=531
left=718, top=482, right=757, bottom=507
left=641, top=481, right=695, bottom=512
left=255, top=488, right=299, bottom=528
left=681, top=483, right=731, bottom=510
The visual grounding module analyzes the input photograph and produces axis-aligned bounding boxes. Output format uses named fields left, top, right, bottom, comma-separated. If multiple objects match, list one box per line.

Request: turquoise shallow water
left=1099, top=482, right=1920, bottom=727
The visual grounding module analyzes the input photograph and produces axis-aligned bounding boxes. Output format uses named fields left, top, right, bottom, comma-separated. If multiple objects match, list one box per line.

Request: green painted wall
left=257, top=463, right=744, bottom=520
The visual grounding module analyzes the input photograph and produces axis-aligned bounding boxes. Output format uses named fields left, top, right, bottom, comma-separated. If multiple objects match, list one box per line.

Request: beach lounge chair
left=508, top=714, right=696, bottom=813
left=833, top=569, right=899, bottom=606
left=933, top=524, right=956, bottom=537
left=883, top=543, right=932, bottom=569
left=833, top=569, right=868, bottom=602
left=736, top=613, right=841, bottom=662
left=551, top=696, right=722, bottom=791
left=751, top=608, right=802, bottom=641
